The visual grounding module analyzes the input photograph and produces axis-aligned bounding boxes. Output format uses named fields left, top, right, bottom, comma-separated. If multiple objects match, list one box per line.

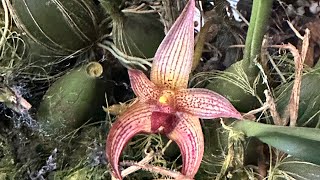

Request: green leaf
left=232, top=120, right=320, bottom=165
left=276, top=69, right=320, bottom=127
left=275, top=157, right=320, bottom=180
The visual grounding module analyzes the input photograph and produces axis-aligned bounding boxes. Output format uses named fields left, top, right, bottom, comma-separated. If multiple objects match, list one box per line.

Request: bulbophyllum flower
left=106, top=0, right=242, bottom=179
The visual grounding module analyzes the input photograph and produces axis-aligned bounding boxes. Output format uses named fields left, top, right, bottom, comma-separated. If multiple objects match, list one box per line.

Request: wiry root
left=98, top=40, right=153, bottom=71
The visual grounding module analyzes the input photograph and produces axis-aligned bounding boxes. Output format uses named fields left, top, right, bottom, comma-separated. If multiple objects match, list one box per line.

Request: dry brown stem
left=125, top=162, right=189, bottom=179
left=264, top=90, right=286, bottom=125
left=111, top=150, right=155, bottom=180
left=120, top=151, right=155, bottom=178
left=160, top=0, right=185, bottom=33
left=269, top=22, right=310, bottom=126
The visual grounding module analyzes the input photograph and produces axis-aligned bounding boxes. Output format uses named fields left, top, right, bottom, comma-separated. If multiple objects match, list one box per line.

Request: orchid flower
left=106, top=0, right=242, bottom=179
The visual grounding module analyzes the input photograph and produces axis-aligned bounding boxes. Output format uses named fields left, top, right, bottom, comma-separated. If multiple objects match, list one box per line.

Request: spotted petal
left=150, top=0, right=195, bottom=90
left=166, top=112, right=204, bottom=178
left=106, top=102, right=156, bottom=179
left=128, top=69, right=160, bottom=102
left=175, top=88, right=242, bottom=119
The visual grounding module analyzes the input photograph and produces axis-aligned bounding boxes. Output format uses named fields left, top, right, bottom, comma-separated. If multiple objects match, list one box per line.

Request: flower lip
left=151, top=111, right=177, bottom=134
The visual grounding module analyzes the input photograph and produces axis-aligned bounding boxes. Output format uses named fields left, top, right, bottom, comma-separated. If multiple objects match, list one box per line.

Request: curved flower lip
left=166, top=112, right=204, bottom=177
left=106, top=101, right=156, bottom=179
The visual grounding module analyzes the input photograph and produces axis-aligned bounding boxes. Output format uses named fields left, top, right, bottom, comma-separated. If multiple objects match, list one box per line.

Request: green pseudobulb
left=12, top=0, right=103, bottom=55
left=113, top=12, right=165, bottom=58
left=37, top=62, right=105, bottom=136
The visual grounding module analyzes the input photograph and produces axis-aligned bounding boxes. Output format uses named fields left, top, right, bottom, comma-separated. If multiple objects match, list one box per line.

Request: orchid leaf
left=276, top=157, right=320, bottom=180
left=232, top=120, right=320, bottom=164
left=276, top=69, right=320, bottom=127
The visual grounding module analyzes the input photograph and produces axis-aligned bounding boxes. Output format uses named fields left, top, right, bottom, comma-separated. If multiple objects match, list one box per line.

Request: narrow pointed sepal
left=150, top=0, right=195, bottom=90
left=166, top=112, right=204, bottom=178
left=175, top=88, right=242, bottom=119
left=106, top=102, right=156, bottom=179
left=128, top=69, right=160, bottom=102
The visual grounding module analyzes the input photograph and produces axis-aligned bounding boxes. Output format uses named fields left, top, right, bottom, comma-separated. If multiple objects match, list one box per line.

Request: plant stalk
left=243, top=0, right=273, bottom=69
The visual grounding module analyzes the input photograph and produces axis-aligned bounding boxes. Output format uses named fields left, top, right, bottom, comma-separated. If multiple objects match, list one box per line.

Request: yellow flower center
left=159, top=96, right=168, bottom=104
left=158, top=90, right=175, bottom=105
